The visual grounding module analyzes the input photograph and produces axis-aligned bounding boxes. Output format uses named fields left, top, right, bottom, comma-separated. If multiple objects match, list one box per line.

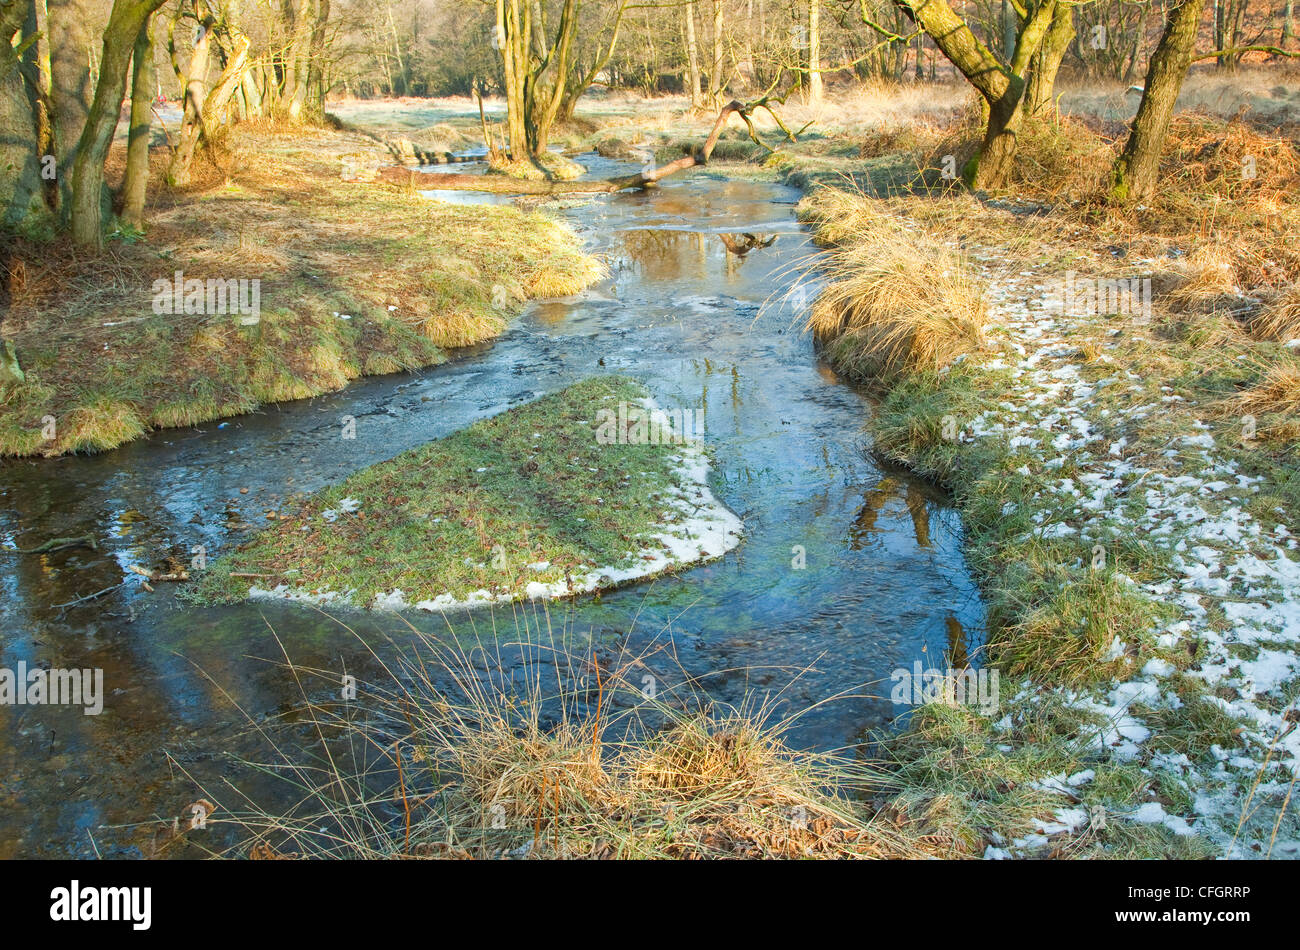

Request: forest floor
left=0, top=121, right=600, bottom=457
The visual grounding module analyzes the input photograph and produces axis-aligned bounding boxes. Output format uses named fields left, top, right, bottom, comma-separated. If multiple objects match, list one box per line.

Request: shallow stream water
left=0, top=153, right=983, bottom=857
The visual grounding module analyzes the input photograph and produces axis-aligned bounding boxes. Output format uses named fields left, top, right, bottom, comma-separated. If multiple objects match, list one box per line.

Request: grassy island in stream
left=188, top=376, right=743, bottom=610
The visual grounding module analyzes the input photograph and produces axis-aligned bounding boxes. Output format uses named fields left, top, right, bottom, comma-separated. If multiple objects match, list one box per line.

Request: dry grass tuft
left=1164, top=243, right=1240, bottom=311
left=1225, top=358, right=1300, bottom=420
left=1253, top=286, right=1300, bottom=342
left=188, top=618, right=947, bottom=860
left=799, top=190, right=988, bottom=382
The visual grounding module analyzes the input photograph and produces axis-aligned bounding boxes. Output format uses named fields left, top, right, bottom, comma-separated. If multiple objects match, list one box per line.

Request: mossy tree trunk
left=47, top=0, right=97, bottom=215
left=1, top=1, right=47, bottom=228
left=893, top=0, right=1060, bottom=190
left=1023, top=0, right=1075, bottom=118
left=68, top=0, right=167, bottom=247
left=1109, top=0, right=1206, bottom=203
left=121, top=15, right=154, bottom=229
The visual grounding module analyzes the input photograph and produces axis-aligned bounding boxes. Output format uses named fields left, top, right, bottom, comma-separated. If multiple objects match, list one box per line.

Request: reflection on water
left=946, top=614, right=970, bottom=669
left=0, top=161, right=983, bottom=857
left=850, top=477, right=935, bottom=551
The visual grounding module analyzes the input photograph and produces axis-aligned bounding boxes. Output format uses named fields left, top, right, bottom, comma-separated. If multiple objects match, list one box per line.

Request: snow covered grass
left=187, top=376, right=742, bottom=612
left=810, top=190, right=1300, bottom=858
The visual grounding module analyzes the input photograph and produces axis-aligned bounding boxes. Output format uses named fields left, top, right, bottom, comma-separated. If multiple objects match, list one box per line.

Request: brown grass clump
left=1226, top=358, right=1300, bottom=420
left=453, top=716, right=608, bottom=828
left=799, top=190, right=988, bottom=382
left=1214, top=354, right=1300, bottom=446
left=797, top=187, right=908, bottom=246
left=193, top=623, right=946, bottom=860
left=1253, top=286, right=1300, bottom=342
left=1164, top=243, right=1241, bottom=311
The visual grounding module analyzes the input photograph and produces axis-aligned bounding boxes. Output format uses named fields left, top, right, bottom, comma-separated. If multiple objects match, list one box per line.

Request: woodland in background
left=1, top=0, right=1298, bottom=248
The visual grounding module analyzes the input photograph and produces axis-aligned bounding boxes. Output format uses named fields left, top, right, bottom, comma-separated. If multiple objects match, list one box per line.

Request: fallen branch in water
left=8, top=534, right=99, bottom=555
left=52, top=582, right=124, bottom=610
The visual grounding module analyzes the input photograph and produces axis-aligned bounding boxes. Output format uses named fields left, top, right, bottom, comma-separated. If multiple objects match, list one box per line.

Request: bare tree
left=1110, top=0, right=1207, bottom=202
left=889, top=0, right=1062, bottom=189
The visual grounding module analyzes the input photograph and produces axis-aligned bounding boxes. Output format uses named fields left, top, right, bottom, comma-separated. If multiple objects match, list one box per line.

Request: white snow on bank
left=249, top=398, right=743, bottom=613
left=960, top=251, right=1300, bottom=859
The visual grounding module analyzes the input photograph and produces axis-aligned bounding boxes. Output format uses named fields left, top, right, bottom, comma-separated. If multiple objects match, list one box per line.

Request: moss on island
left=188, top=376, right=742, bottom=610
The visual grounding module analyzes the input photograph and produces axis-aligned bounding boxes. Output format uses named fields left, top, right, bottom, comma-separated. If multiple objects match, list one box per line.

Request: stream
left=0, top=154, right=983, bottom=857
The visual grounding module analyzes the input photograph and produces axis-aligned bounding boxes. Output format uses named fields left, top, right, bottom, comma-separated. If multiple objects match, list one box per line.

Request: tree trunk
left=305, top=0, right=331, bottom=116
left=498, top=0, right=529, bottom=157
left=708, top=0, right=724, bottom=106
left=284, top=0, right=314, bottom=118
left=167, top=5, right=213, bottom=187
left=1023, top=0, right=1075, bottom=117
left=27, top=0, right=57, bottom=181
left=684, top=0, right=703, bottom=108
left=894, top=0, right=1057, bottom=189
left=808, top=0, right=823, bottom=105
left=47, top=0, right=98, bottom=214
left=1, top=3, right=47, bottom=228
left=1002, top=0, right=1018, bottom=59
left=69, top=0, right=166, bottom=247
left=1110, top=0, right=1206, bottom=203
left=121, top=14, right=154, bottom=229
left=240, top=64, right=262, bottom=117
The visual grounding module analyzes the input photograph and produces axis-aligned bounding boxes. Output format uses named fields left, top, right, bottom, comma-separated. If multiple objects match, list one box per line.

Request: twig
left=52, top=582, right=125, bottom=610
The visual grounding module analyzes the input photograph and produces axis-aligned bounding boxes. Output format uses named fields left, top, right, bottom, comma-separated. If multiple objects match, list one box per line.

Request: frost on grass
left=844, top=202, right=1300, bottom=859
left=191, top=376, right=741, bottom=612
left=944, top=256, right=1300, bottom=858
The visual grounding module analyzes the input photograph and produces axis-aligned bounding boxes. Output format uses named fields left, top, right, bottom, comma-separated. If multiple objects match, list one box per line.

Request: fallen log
left=8, top=534, right=99, bottom=555
left=379, top=100, right=767, bottom=196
